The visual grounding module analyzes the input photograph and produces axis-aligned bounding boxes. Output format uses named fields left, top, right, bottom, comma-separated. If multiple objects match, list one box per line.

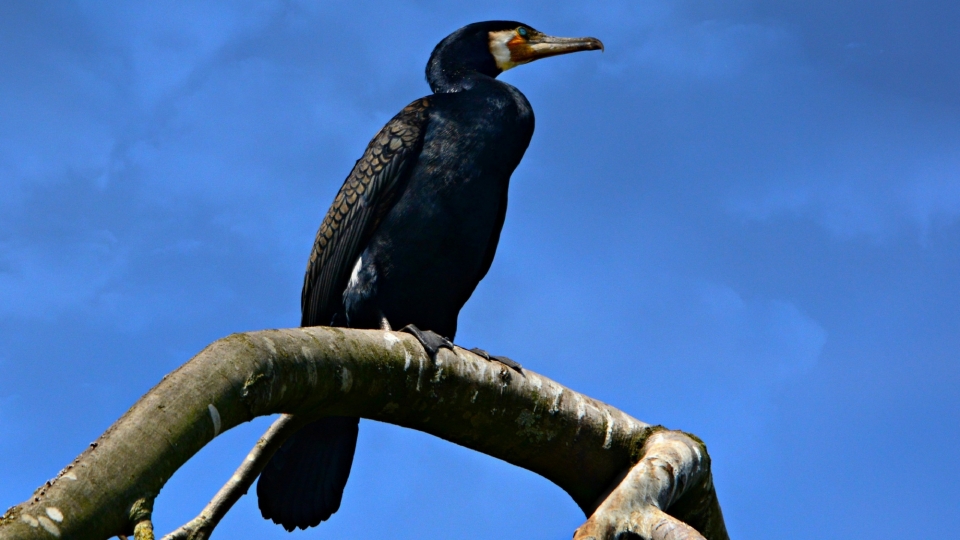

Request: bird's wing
left=475, top=185, right=509, bottom=285
left=301, top=98, right=431, bottom=327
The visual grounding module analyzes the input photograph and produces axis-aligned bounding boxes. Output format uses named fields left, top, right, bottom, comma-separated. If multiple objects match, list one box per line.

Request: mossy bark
left=0, top=327, right=727, bottom=540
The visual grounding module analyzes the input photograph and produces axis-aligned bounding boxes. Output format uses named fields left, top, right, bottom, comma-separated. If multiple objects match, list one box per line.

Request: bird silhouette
left=256, top=20, right=602, bottom=531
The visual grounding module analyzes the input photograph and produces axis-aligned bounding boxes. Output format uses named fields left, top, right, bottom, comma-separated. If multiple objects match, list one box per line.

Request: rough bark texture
left=574, top=431, right=727, bottom=540
left=0, top=327, right=728, bottom=540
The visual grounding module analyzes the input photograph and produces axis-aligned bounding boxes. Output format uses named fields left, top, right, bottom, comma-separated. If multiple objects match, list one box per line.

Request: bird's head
left=426, top=21, right=603, bottom=93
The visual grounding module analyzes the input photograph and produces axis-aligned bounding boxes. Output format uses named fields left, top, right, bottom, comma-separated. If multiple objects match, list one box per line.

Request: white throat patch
left=488, top=30, right=518, bottom=71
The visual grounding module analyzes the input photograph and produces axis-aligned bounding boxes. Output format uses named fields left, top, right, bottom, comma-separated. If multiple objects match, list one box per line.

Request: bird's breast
left=342, top=82, right=534, bottom=335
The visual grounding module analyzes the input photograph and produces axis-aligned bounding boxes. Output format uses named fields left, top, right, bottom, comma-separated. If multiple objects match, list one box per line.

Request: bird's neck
left=426, top=68, right=491, bottom=94
left=425, top=39, right=502, bottom=94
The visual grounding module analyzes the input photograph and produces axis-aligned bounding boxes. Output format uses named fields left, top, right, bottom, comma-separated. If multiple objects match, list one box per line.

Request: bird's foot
left=469, top=348, right=523, bottom=373
left=400, top=325, right=454, bottom=360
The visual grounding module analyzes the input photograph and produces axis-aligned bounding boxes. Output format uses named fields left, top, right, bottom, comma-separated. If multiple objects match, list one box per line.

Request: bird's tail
left=257, top=416, right=360, bottom=531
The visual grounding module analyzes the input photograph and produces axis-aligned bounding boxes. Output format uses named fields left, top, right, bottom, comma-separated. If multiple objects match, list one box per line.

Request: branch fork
left=0, top=327, right=728, bottom=540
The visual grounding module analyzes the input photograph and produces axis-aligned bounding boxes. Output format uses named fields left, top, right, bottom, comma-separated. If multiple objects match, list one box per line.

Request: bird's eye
left=517, top=27, right=528, bottom=38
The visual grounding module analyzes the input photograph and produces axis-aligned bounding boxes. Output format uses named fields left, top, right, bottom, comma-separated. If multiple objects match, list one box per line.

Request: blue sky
left=2, top=1, right=958, bottom=538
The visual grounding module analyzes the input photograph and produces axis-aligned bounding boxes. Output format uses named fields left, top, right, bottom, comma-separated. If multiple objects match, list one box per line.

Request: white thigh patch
left=348, top=256, right=363, bottom=289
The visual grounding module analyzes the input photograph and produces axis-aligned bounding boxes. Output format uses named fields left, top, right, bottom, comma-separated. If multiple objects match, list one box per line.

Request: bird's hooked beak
left=489, top=28, right=603, bottom=71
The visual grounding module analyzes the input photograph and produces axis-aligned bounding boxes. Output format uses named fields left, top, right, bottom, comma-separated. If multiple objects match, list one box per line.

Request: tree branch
left=574, top=431, right=727, bottom=540
left=0, top=327, right=728, bottom=540
left=161, top=414, right=307, bottom=540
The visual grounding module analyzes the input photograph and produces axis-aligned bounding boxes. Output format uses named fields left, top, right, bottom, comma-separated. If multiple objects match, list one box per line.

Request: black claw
left=492, top=355, right=523, bottom=372
left=469, top=347, right=491, bottom=360
left=468, top=347, right=523, bottom=373
left=400, top=324, right=453, bottom=359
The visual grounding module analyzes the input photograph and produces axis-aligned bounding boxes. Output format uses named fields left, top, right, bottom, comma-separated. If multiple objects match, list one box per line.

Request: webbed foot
left=469, top=348, right=523, bottom=373
left=400, top=324, right=454, bottom=359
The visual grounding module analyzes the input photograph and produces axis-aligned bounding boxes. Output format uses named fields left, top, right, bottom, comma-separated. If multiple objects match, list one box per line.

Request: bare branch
left=574, top=431, right=727, bottom=540
left=161, top=414, right=308, bottom=540
left=0, top=327, right=727, bottom=540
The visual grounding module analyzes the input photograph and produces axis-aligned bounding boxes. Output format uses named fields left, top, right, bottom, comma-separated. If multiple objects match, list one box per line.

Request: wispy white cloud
left=630, top=20, right=800, bottom=80
left=728, top=128, right=960, bottom=241
left=0, top=234, right=127, bottom=320
left=694, top=282, right=826, bottom=382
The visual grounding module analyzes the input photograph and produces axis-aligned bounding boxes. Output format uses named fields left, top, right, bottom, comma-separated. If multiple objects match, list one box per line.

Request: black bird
left=256, top=21, right=602, bottom=531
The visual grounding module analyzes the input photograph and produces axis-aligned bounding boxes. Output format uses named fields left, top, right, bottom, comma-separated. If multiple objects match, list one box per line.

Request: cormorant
left=256, top=20, right=602, bottom=531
